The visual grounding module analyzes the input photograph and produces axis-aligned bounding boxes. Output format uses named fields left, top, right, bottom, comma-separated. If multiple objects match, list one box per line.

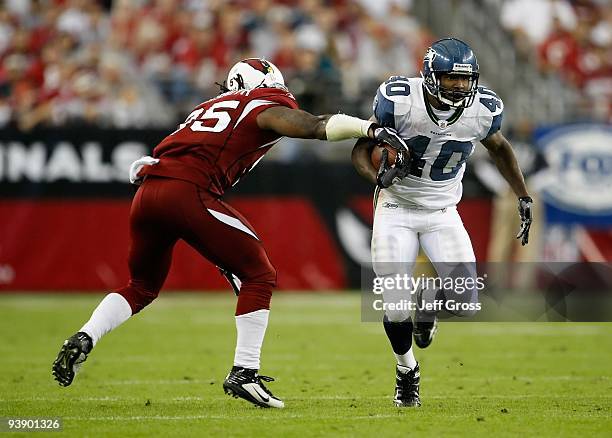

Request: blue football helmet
left=421, top=38, right=479, bottom=108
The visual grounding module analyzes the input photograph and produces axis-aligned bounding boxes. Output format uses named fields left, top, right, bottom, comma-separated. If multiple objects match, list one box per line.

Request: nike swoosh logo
left=253, top=385, right=270, bottom=402
left=244, top=383, right=270, bottom=403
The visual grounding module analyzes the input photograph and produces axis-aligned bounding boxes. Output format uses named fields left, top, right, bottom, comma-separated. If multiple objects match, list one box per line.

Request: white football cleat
left=223, top=366, right=284, bottom=408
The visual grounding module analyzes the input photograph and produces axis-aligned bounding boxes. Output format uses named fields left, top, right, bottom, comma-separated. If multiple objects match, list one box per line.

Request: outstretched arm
left=256, top=106, right=408, bottom=151
left=256, top=106, right=332, bottom=140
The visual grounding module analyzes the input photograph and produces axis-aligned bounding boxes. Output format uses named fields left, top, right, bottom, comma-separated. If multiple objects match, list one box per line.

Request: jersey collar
left=422, top=85, right=464, bottom=128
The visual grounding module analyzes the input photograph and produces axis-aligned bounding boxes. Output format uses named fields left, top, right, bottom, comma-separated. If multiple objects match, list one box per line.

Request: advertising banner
left=0, top=128, right=494, bottom=291
left=535, top=123, right=612, bottom=261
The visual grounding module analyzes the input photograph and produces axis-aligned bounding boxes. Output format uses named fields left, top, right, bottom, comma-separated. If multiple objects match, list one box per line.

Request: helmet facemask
left=434, top=72, right=479, bottom=108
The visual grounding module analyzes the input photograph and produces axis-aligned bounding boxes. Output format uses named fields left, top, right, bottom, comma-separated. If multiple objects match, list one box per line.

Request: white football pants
left=372, top=192, right=478, bottom=322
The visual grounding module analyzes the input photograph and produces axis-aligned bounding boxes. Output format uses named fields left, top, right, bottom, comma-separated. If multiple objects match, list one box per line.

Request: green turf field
left=1, top=293, right=610, bottom=437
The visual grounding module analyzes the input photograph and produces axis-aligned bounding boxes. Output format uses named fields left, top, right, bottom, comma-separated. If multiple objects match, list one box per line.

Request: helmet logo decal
left=261, top=59, right=273, bottom=74
left=244, top=58, right=273, bottom=74
left=424, top=47, right=437, bottom=70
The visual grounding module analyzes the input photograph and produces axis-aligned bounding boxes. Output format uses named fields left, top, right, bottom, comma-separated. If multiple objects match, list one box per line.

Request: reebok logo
left=383, top=202, right=399, bottom=209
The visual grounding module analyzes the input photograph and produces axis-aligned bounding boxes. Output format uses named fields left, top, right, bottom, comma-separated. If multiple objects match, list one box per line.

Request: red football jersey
left=141, top=87, right=298, bottom=196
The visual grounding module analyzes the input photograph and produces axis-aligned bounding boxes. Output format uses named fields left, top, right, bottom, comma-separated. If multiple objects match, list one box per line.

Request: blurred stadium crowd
left=499, top=0, right=611, bottom=121
left=0, top=0, right=610, bottom=132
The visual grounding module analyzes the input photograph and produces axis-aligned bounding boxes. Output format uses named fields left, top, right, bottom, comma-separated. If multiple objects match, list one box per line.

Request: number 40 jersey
left=373, top=76, right=503, bottom=209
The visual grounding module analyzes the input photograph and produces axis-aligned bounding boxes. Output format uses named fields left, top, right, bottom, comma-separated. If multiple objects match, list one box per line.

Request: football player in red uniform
left=52, top=58, right=408, bottom=408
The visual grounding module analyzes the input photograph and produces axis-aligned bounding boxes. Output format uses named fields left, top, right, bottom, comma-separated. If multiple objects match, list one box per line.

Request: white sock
left=395, top=348, right=417, bottom=370
left=79, top=293, right=132, bottom=347
left=233, top=309, right=269, bottom=369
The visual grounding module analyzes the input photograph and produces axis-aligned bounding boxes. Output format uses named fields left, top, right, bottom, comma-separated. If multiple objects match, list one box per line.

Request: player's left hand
left=370, top=125, right=409, bottom=153
left=516, top=196, right=533, bottom=246
left=129, top=156, right=159, bottom=185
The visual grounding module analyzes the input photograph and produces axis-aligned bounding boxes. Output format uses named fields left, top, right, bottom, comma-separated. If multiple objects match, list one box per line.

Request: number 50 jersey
left=373, top=76, right=503, bottom=209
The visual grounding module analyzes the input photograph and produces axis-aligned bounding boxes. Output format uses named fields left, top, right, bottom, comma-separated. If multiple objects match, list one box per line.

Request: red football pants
left=115, top=176, right=276, bottom=316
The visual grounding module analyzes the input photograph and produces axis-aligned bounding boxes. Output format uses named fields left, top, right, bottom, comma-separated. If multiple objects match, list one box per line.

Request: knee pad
left=381, top=281, right=412, bottom=323
left=257, top=263, right=277, bottom=288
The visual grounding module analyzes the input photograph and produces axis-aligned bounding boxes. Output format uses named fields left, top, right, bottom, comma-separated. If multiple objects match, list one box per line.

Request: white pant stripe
left=207, top=209, right=259, bottom=240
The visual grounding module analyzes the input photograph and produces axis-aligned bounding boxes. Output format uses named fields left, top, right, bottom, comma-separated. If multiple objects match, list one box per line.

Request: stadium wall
left=0, top=128, right=493, bottom=292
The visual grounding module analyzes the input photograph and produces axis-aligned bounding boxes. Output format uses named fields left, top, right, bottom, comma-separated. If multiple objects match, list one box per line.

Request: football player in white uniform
left=352, top=38, right=533, bottom=407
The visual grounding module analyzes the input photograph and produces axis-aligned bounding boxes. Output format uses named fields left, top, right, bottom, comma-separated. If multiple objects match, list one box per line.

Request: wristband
left=325, top=114, right=373, bottom=141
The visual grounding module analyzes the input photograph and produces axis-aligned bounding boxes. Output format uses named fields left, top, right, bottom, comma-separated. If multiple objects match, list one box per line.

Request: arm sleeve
left=484, top=111, right=503, bottom=139
left=480, top=91, right=505, bottom=140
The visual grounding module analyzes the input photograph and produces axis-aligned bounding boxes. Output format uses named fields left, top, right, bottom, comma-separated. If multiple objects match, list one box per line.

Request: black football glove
left=516, top=196, right=533, bottom=246
left=376, top=148, right=410, bottom=189
left=370, top=124, right=409, bottom=153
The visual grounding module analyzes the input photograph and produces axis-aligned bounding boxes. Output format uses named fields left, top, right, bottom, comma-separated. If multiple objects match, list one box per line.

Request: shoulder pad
left=477, top=86, right=504, bottom=116
left=253, top=87, right=298, bottom=109
left=476, top=86, right=504, bottom=139
left=372, top=77, right=412, bottom=129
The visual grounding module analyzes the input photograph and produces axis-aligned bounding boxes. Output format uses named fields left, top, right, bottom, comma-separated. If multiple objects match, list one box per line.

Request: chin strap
left=215, top=81, right=230, bottom=93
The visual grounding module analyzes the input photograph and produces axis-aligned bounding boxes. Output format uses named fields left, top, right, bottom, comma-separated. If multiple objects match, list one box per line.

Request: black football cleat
left=223, top=366, right=284, bottom=408
left=413, top=288, right=438, bottom=349
left=52, top=332, right=93, bottom=387
left=393, top=363, right=421, bottom=407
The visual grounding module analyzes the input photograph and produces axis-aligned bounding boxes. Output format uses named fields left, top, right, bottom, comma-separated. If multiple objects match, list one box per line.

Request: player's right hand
left=516, top=196, right=533, bottom=246
left=370, top=124, right=409, bottom=153
left=376, top=148, right=410, bottom=189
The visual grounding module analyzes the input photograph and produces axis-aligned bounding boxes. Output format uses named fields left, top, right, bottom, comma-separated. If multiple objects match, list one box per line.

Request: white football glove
left=129, top=156, right=159, bottom=185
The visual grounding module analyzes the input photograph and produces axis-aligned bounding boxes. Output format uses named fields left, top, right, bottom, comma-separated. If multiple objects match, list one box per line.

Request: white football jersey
left=373, top=76, right=504, bottom=209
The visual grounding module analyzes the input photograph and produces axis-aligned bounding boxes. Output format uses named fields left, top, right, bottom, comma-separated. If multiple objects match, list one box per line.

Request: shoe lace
left=256, top=374, right=275, bottom=396
left=397, top=371, right=419, bottom=397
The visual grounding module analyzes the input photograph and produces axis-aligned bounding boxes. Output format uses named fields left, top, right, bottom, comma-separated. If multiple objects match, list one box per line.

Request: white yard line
left=99, top=375, right=609, bottom=384
left=3, top=394, right=610, bottom=403
left=56, top=407, right=612, bottom=422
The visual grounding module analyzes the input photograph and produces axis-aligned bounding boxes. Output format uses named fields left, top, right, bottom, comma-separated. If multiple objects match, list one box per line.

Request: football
left=371, top=143, right=398, bottom=169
